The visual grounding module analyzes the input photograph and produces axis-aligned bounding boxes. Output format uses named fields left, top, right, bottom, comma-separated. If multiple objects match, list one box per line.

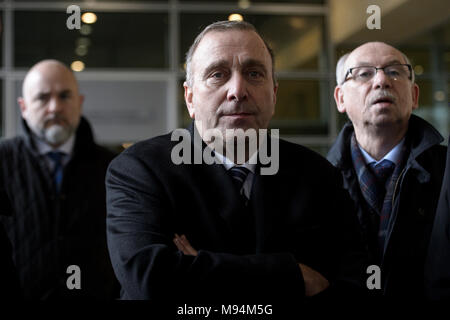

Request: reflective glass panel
left=15, top=11, right=169, bottom=69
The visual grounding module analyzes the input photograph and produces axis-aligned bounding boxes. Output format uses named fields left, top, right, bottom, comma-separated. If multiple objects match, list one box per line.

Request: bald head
left=18, top=59, right=84, bottom=148
left=337, top=42, right=414, bottom=85
left=22, top=60, right=80, bottom=100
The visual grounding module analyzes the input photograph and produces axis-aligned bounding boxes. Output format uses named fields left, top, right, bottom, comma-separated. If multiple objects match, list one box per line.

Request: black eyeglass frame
left=342, top=63, right=413, bottom=84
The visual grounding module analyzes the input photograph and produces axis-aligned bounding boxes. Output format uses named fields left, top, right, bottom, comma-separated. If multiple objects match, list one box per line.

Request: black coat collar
left=327, top=114, right=444, bottom=173
left=21, top=116, right=96, bottom=159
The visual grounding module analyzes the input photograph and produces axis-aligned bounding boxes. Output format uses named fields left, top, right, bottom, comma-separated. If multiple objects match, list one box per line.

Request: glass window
left=414, top=78, right=450, bottom=140
left=445, top=51, right=450, bottom=74
left=79, top=80, right=169, bottom=144
left=271, top=79, right=329, bottom=135
left=178, top=0, right=324, bottom=3
left=401, top=49, right=430, bottom=76
left=416, top=79, right=434, bottom=108
left=14, top=0, right=166, bottom=2
left=180, top=13, right=327, bottom=72
left=15, top=11, right=169, bottom=69
left=401, top=20, right=450, bottom=140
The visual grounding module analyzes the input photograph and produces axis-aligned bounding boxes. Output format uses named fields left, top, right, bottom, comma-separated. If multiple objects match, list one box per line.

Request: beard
left=43, top=124, right=73, bottom=146
left=27, top=113, right=78, bottom=147
left=31, top=123, right=74, bottom=147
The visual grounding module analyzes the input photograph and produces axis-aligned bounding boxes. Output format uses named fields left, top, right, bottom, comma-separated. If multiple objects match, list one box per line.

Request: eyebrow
left=202, top=60, right=229, bottom=80
left=33, top=89, right=73, bottom=100
left=241, top=59, right=268, bottom=74
left=59, top=89, right=73, bottom=96
left=32, top=90, right=50, bottom=99
left=201, top=58, right=268, bottom=79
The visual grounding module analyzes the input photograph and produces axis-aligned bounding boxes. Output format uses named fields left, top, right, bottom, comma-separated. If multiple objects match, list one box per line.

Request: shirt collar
left=34, top=133, right=75, bottom=157
left=214, top=150, right=257, bottom=174
left=358, top=137, right=405, bottom=167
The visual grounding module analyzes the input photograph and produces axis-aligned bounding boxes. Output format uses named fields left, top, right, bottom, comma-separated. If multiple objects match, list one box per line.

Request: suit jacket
left=106, top=124, right=368, bottom=304
left=426, top=135, right=450, bottom=300
left=0, top=117, right=119, bottom=300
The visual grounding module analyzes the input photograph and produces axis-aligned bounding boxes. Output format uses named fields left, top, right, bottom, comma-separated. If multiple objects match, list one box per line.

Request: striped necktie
left=229, top=166, right=250, bottom=199
left=47, top=151, right=64, bottom=192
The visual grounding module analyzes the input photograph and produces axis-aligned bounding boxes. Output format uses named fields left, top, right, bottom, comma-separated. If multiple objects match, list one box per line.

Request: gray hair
left=184, top=20, right=277, bottom=87
left=336, top=53, right=350, bottom=85
left=335, top=48, right=415, bottom=85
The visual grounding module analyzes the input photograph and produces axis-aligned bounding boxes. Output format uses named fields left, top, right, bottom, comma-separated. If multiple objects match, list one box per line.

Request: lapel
left=187, top=122, right=247, bottom=235
left=250, top=166, right=275, bottom=253
left=248, top=134, right=279, bottom=253
left=186, top=123, right=281, bottom=250
left=194, top=162, right=244, bottom=231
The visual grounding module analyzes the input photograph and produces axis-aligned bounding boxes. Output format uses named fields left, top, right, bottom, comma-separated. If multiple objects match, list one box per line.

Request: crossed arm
left=173, top=233, right=330, bottom=297
left=107, top=151, right=366, bottom=300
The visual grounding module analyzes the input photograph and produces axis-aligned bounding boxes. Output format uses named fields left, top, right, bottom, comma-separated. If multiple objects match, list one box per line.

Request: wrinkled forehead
left=346, top=42, right=406, bottom=69
left=192, top=30, right=272, bottom=69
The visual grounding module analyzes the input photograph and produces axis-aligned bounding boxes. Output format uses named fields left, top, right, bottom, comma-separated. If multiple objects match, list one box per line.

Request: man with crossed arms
left=106, top=21, right=367, bottom=304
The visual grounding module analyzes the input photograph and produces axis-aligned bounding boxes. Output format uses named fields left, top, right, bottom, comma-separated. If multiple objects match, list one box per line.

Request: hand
left=298, top=263, right=330, bottom=297
left=173, top=234, right=198, bottom=256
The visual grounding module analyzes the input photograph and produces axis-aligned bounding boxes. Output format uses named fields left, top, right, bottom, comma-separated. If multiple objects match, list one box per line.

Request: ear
left=334, top=85, right=346, bottom=113
left=272, top=83, right=278, bottom=107
left=411, top=83, right=419, bottom=110
left=78, top=94, right=85, bottom=112
left=18, top=97, right=27, bottom=116
left=183, top=81, right=195, bottom=119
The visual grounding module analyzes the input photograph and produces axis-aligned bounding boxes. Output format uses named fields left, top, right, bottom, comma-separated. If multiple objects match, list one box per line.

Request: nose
left=47, top=96, right=63, bottom=113
left=371, top=68, right=392, bottom=89
left=226, top=73, right=248, bottom=102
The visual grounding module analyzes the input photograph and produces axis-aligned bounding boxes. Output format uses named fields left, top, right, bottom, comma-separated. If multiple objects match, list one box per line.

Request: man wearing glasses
left=327, top=42, right=447, bottom=299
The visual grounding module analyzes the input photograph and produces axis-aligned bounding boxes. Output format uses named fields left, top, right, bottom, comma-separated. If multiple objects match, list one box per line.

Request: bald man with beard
left=0, top=60, right=118, bottom=299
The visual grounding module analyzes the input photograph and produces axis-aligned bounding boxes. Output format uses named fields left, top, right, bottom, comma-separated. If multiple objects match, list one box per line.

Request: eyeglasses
left=343, top=64, right=412, bottom=84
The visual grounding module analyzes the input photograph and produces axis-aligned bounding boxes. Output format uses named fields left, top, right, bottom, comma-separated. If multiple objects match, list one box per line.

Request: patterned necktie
left=369, top=159, right=395, bottom=200
left=369, top=159, right=396, bottom=251
left=370, top=160, right=395, bottom=187
left=47, top=151, right=64, bottom=192
left=229, top=166, right=250, bottom=201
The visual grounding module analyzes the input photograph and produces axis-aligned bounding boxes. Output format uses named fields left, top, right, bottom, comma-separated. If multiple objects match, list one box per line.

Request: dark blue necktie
left=229, top=166, right=250, bottom=198
left=370, top=159, right=395, bottom=186
left=369, top=159, right=395, bottom=199
left=369, top=159, right=395, bottom=251
left=47, top=151, right=64, bottom=192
